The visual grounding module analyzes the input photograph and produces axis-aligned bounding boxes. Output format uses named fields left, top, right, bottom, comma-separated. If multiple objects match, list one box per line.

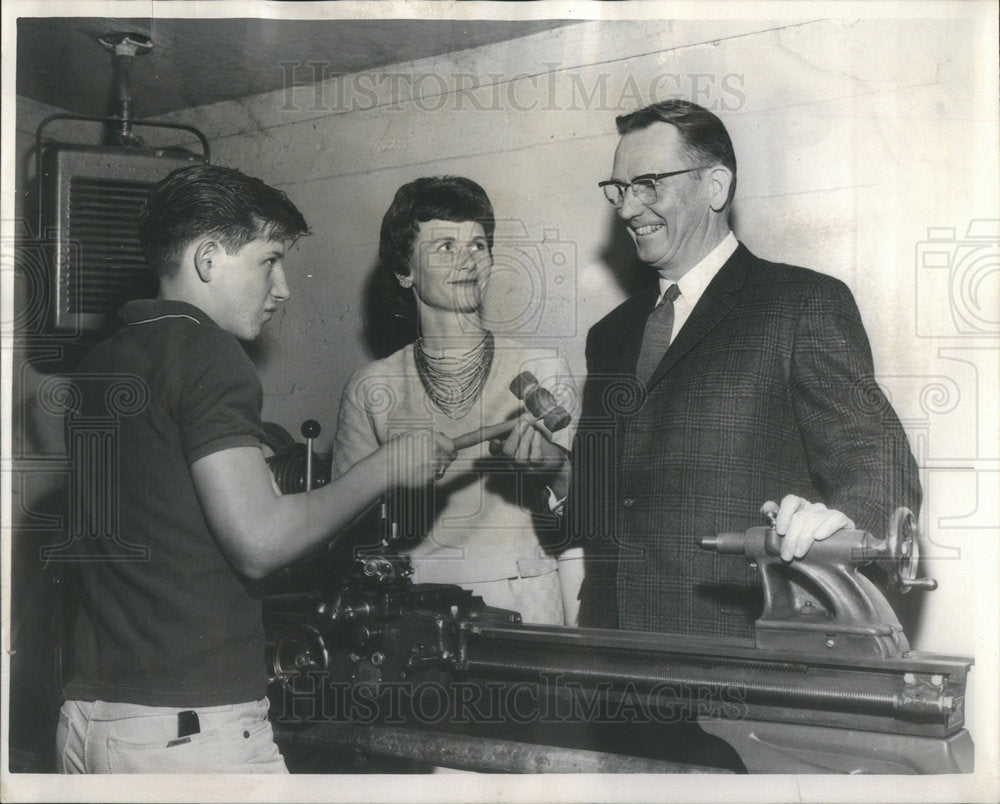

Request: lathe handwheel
left=886, top=507, right=936, bottom=592
left=269, top=625, right=330, bottom=691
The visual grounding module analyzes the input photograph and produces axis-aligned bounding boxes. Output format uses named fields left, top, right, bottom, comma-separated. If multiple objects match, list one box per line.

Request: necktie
left=636, top=283, right=681, bottom=385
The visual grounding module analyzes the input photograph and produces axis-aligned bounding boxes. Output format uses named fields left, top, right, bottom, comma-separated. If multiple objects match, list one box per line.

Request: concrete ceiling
left=16, top=16, right=578, bottom=118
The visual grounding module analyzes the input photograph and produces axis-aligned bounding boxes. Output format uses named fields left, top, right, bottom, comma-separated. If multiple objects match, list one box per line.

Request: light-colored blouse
left=332, top=336, right=579, bottom=586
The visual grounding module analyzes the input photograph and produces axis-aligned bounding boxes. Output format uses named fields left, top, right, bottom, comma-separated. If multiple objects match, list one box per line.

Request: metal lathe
left=260, top=467, right=973, bottom=775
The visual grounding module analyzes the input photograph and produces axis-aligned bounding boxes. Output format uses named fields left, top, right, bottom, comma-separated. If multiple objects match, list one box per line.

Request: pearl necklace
left=413, top=331, right=494, bottom=418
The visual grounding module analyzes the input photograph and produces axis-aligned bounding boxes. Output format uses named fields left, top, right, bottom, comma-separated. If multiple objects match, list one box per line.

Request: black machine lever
left=300, top=419, right=321, bottom=491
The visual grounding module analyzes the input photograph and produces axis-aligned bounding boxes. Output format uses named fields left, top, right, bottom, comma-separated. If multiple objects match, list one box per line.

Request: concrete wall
left=12, top=17, right=996, bottom=733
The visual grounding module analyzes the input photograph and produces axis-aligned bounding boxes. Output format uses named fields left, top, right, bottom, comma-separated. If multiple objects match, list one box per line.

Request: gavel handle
left=453, top=419, right=518, bottom=451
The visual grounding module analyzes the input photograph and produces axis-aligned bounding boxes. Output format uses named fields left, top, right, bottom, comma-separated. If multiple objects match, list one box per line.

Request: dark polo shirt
left=64, top=299, right=269, bottom=707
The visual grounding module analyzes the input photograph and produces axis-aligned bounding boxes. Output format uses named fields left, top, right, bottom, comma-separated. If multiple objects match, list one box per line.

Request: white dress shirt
left=656, top=231, right=739, bottom=343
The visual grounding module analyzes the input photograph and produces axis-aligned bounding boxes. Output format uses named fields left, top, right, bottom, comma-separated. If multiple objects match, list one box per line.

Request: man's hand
left=383, top=429, right=456, bottom=488
left=773, top=494, right=855, bottom=562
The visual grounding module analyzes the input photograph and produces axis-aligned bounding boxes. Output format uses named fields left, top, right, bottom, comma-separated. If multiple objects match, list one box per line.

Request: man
left=505, top=99, right=920, bottom=638
left=56, top=165, right=455, bottom=773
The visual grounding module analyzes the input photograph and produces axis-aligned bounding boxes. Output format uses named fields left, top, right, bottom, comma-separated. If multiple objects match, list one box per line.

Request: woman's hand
left=497, top=414, right=569, bottom=471
left=493, top=413, right=572, bottom=503
left=383, top=429, right=457, bottom=488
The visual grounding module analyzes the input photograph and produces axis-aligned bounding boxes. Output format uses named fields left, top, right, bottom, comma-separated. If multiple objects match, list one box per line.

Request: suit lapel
left=645, top=244, right=752, bottom=390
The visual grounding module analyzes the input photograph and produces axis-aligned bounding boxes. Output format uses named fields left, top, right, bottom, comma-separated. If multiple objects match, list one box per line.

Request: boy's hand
left=384, top=429, right=456, bottom=488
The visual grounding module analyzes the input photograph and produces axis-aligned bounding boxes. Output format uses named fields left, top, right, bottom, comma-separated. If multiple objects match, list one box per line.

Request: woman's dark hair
left=377, top=176, right=495, bottom=326
left=616, top=99, right=738, bottom=208
left=137, top=164, right=310, bottom=277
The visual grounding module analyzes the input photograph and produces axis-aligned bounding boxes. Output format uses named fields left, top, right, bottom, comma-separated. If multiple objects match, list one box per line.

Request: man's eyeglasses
left=598, top=167, right=711, bottom=208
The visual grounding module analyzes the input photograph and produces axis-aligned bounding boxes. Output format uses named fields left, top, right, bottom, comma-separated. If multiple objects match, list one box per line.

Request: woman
left=332, top=176, right=582, bottom=625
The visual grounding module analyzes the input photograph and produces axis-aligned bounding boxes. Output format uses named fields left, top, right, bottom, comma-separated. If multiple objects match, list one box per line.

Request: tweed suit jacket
left=570, top=243, right=921, bottom=638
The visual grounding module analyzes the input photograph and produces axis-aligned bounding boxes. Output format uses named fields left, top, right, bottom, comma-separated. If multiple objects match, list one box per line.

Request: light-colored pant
left=56, top=698, right=288, bottom=773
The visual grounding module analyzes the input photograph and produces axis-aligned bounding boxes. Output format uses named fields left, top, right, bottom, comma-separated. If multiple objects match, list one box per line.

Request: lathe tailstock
left=262, top=508, right=973, bottom=774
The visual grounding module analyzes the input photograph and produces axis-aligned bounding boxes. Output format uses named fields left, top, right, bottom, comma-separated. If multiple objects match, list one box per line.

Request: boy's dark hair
left=137, top=164, right=310, bottom=277
left=377, top=176, right=495, bottom=327
left=616, top=99, right=738, bottom=207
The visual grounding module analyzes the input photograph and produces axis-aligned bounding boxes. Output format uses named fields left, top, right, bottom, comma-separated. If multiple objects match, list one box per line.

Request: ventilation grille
left=67, top=177, right=157, bottom=314
left=42, top=145, right=204, bottom=333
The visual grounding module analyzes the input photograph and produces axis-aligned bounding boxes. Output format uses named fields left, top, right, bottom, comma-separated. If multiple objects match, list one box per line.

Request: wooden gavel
left=453, top=371, right=571, bottom=451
